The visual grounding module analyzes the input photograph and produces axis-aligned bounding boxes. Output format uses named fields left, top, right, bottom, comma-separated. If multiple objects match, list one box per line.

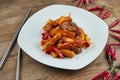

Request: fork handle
left=16, top=47, right=21, bottom=80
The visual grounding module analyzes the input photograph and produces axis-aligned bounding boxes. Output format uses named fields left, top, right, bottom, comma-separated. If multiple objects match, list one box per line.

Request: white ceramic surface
left=17, top=5, right=108, bottom=70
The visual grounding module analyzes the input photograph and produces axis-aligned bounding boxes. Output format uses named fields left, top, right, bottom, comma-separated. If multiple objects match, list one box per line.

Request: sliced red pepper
left=91, top=70, right=109, bottom=80
left=111, top=29, right=120, bottom=34
left=45, top=46, right=54, bottom=53
left=88, top=6, right=101, bottom=11
left=42, top=33, right=51, bottom=40
left=109, top=19, right=119, bottom=30
left=52, top=47, right=64, bottom=58
left=45, top=46, right=64, bottom=58
left=77, top=0, right=84, bottom=7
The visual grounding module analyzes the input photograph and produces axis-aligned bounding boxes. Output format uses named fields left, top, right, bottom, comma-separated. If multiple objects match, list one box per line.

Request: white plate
left=18, top=5, right=108, bottom=70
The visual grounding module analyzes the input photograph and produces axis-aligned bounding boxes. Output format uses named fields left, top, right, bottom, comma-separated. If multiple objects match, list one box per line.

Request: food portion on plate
left=41, top=14, right=92, bottom=58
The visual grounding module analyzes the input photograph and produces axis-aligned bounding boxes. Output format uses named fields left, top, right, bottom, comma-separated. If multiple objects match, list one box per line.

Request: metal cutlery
left=0, top=8, right=31, bottom=68
left=15, top=47, right=21, bottom=80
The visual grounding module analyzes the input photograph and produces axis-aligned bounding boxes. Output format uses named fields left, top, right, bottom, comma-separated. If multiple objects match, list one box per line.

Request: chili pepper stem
left=108, top=56, right=113, bottom=66
left=109, top=66, right=114, bottom=73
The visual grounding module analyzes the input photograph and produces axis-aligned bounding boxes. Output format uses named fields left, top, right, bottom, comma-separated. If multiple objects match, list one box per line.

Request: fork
left=15, top=46, right=21, bottom=80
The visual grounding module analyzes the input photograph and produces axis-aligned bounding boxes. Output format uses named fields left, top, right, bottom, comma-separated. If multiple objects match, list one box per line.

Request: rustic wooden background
left=0, top=0, right=120, bottom=80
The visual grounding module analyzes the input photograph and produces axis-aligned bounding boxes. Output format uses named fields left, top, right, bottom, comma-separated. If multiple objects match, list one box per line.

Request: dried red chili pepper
left=110, top=34, right=120, bottom=41
left=106, top=44, right=113, bottom=65
left=77, top=0, right=84, bottom=7
left=99, top=7, right=105, bottom=18
left=88, top=6, right=101, bottom=11
left=42, top=33, right=51, bottom=40
left=101, top=11, right=111, bottom=19
left=86, top=0, right=90, bottom=6
left=75, top=0, right=94, bottom=7
left=111, top=44, right=117, bottom=61
left=91, top=70, right=110, bottom=80
left=109, top=43, right=120, bottom=46
left=106, top=44, right=117, bottom=61
left=45, top=46, right=64, bottom=58
left=113, top=73, right=118, bottom=80
left=113, top=73, right=120, bottom=80
left=106, top=44, right=112, bottom=56
left=103, top=72, right=111, bottom=80
left=118, top=73, right=120, bottom=78
left=111, top=29, right=120, bottom=34
left=109, top=19, right=120, bottom=30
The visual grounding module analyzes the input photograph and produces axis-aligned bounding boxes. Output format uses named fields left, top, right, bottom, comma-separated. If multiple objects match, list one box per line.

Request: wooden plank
left=0, top=0, right=120, bottom=80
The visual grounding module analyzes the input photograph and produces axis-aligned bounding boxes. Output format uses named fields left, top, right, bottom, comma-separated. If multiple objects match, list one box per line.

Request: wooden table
left=0, top=0, right=120, bottom=80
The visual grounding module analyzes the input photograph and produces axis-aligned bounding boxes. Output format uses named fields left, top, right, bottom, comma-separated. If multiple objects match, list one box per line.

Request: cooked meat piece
left=60, top=21, right=81, bottom=35
left=70, top=44, right=82, bottom=53
left=74, top=48, right=82, bottom=53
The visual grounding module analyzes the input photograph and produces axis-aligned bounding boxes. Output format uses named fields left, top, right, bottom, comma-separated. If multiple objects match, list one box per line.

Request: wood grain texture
left=0, top=0, right=120, bottom=80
